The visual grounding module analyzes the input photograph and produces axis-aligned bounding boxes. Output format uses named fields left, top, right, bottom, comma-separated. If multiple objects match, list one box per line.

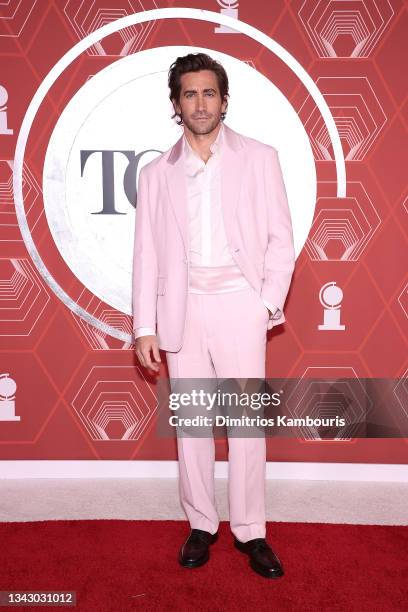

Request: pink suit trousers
left=165, top=282, right=270, bottom=543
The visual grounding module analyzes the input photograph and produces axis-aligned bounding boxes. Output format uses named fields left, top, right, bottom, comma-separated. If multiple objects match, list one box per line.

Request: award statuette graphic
left=0, top=85, right=13, bottom=135
left=318, top=281, right=346, bottom=331
left=0, top=373, right=20, bottom=422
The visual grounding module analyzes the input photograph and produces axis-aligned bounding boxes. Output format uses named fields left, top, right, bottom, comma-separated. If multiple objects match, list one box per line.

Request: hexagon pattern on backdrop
left=0, top=1, right=406, bottom=462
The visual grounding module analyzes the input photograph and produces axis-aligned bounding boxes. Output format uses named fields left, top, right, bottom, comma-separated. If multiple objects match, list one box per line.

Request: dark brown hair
left=168, top=53, right=229, bottom=125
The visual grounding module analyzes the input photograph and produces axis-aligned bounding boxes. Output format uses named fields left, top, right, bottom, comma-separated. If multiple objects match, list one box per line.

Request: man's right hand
left=134, top=335, right=161, bottom=375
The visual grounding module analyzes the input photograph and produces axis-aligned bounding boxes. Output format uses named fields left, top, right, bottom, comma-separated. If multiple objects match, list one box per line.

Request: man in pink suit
left=132, top=53, right=295, bottom=579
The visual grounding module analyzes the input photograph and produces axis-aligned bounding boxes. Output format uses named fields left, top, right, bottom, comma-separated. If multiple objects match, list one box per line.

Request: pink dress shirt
left=135, top=122, right=278, bottom=338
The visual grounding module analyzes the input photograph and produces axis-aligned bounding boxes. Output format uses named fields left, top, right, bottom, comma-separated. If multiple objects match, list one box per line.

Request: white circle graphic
left=14, top=8, right=345, bottom=341
left=43, top=46, right=315, bottom=316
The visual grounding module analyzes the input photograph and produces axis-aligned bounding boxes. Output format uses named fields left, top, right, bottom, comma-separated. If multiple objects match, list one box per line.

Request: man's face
left=172, top=69, right=227, bottom=135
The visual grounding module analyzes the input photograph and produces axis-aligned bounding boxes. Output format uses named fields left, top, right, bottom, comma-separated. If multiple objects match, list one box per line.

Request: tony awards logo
left=318, top=281, right=346, bottom=331
left=0, top=373, right=20, bottom=421
left=0, top=85, right=13, bottom=135
left=214, top=0, right=239, bottom=34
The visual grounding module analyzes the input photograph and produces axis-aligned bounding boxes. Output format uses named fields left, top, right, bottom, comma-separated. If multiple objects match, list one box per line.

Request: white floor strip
left=0, top=478, right=407, bottom=525
left=1, top=461, right=407, bottom=481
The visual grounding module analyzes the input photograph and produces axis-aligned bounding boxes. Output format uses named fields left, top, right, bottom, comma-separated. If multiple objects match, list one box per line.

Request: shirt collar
left=183, top=122, right=224, bottom=177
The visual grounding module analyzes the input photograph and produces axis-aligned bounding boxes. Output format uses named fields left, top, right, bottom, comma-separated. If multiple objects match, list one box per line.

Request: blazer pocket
left=157, top=276, right=166, bottom=295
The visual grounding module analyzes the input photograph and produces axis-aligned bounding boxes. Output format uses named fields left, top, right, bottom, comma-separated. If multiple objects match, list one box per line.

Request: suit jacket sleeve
left=134, top=327, right=156, bottom=338
left=260, top=147, right=295, bottom=324
left=132, top=166, right=158, bottom=337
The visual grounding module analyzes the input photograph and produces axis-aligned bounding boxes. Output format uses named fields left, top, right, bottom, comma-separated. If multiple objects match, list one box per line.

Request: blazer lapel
left=165, top=123, right=245, bottom=257
left=220, top=129, right=245, bottom=247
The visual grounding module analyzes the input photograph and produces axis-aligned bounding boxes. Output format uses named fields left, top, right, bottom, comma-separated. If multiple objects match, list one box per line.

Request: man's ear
left=222, top=94, right=229, bottom=115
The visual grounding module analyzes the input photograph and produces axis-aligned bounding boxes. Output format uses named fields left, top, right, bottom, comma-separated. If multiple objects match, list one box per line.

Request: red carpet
left=0, top=520, right=407, bottom=611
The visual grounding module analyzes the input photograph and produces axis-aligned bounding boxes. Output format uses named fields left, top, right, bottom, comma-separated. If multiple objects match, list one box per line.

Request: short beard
left=180, top=113, right=222, bottom=136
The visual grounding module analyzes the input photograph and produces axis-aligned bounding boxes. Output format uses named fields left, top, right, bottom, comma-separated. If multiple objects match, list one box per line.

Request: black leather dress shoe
left=179, top=529, right=219, bottom=568
left=234, top=537, right=284, bottom=578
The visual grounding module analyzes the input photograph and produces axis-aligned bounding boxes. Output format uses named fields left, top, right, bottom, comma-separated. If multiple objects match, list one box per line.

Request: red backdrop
left=0, top=0, right=406, bottom=463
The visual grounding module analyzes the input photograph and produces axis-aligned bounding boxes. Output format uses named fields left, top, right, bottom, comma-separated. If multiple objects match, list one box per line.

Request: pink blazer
left=132, top=123, right=296, bottom=352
